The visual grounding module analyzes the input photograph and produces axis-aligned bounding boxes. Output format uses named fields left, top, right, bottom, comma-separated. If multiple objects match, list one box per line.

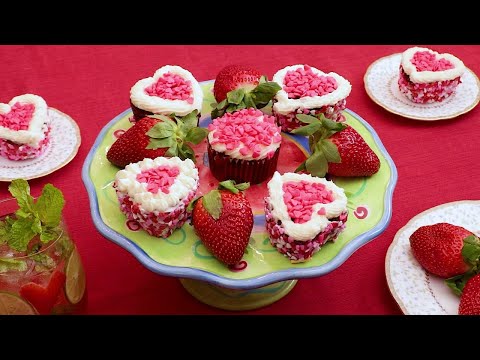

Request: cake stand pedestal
left=180, top=278, right=298, bottom=311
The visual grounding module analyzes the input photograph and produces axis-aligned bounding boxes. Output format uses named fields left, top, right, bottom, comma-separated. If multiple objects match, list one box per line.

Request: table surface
left=1, top=45, right=479, bottom=315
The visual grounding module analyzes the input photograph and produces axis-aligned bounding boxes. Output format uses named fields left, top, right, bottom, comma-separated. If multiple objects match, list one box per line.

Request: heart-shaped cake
left=113, top=156, right=199, bottom=238
left=129, top=65, right=203, bottom=121
left=264, top=171, right=348, bottom=263
left=272, top=64, right=352, bottom=132
left=398, top=47, right=466, bottom=103
left=0, top=94, right=51, bottom=160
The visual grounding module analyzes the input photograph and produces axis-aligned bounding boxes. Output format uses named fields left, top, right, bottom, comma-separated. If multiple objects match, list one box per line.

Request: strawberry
left=189, top=180, right=253, bottom=266
left=106, top=110, right=208, bottom=168
left=459, top=273, right=480, bottom=315
left=213, top=65, right=262, bottom=103
left=293, top=114, right=380, bottom=177
left=409, top=223, right=480, bottom=280
left=211, top=65, right=281, bottom=119
left=20, top=269, right=66, bottom=315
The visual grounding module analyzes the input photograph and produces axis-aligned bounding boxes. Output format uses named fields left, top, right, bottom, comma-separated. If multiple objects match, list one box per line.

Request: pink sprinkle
left=136, top=165, right=180, bottom=194
left=209, top=108, right=281, bottom=157
left=283, top=181, right=334, bottom=224
left=0, top=102, right=35, bottom=130
left=283, top=65, right=338, bottom=99
left=411, top=51, right=454, bottom=72
left=145, top=72, right=193, bottom=101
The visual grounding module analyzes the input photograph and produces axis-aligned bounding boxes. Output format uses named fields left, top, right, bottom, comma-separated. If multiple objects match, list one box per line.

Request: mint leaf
left=8, top=179, right=35, bottom=214
left=146, top=137, right=175, bottom=150
left=202, top=190, right=222, bottom=220
left=146, top=121, right=174, bottom=139
left=291, top=122, right=322, bottom=136
left=180, top=110, right=199, bottom=133
left=40, top=229, right=58, bottom=243
left=305, top=151, right=328, bottom=177
left=319, top=139, right=341, bottom=163
left=227, top=89, right=246, bottom=105
left=35, top=184, right=65, bottom=228
left=0, top=220, right=10, bottom=244
left=185, top=127, right=208, bottom=145
left=8, top=217, right=38, bottom=252
left=0, top=258, right=27, bottom=273
left=296, top=114, right=318, bottom=124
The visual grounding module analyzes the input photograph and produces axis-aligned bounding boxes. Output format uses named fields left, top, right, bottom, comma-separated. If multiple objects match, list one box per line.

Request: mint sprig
left=211, top=76, right=281, bottom=119
left=146, top=110, right=208, bottom=163
left=0, top=179, right=65, bottom=252
left=292, top=114, right=346, bottom=177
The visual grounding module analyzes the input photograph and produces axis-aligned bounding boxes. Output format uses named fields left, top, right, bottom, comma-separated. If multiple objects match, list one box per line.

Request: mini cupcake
left=398, top=47, right=465, bottom=104
left=129, top=65, right=203, bottom=122
left=0, top=94, right=51, bottom=161
left=113, top=156, right=199, bottom=238
left=264, top=171, right=348, bottom=263
left=272, top=65, right=352, bottom=133
left=207, top=108, right=282, bottom=185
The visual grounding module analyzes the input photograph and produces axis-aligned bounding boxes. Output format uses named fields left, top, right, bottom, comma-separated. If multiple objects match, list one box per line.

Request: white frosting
left=207, top=113, right=281, bottom=161
left=115, top=156, right=199, bottom=213
left=267, top=171, right=347, bottom=241
left=401, top=47, right=465, bottom=83
left=0, top=94, right=49, bottom=147
left=272, top=65, right=352, bottom=115
left=130, top=65, right=203, bottom=117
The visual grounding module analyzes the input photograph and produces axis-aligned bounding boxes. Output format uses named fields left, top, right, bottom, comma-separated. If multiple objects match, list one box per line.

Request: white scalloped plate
left=385, top=200, right=480, bottom=315
left=0, top=108, right=81, bottom=182
left=364, top=53, right=480, bottom=121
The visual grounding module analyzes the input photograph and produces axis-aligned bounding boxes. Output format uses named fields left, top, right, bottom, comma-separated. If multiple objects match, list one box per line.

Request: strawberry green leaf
left=0, top=258, right=27, bottom=273
left=187, top=196, right=201, bottom=212
left=165, top=142, right=178, bottom=157
left=180, top=110, right=199, bottom=133
left=35, top=184, right=65, bottom=228
left=445, top=271, right=475, bottom=296
left=320, top=116, right=347, bottom=131
left=202, top=190, right=222, bottom=220
left=295, top=161, right=307, bottom=173
left=296, top=114, right=318, bottom=124
left=319, top=139, right=341, bottom=163
left=178, top=143, right=195, bottom=161
left=219, top=180, right=240, bottom=194
left=250, top=81, right=281, bottom=106
left=8, top=217, right=38, bottom=251
left=243, top=93, right=256, bottom=109
left=185, top=127, right=208, bottom=145
left=291, top=122, right=322, bottom=136
left=146, top=137, right=175, bottom=150
left=8, top=179, right=35, bottom=214
left=227, top=89, right=246, bottom=105
left=305, top=151, right=328, bottom=177
left=234, top=182, right=250, bottom=191
left=150, top=114, right=175, bottom=123
left=462, top=235, right=480, bottom=266
left=146, top=121, right=174, bottom=139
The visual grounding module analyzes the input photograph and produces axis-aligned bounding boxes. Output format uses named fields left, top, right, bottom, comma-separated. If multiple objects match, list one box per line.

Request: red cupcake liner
left=0, top=124, right=51, bottom=161
left=272, top=98, right=347, bottom=133
left=398, top=65, right=462, bottom=104
left=207, top=142, right=280, bottom=185
left=264, top=198, right=348, bottom=263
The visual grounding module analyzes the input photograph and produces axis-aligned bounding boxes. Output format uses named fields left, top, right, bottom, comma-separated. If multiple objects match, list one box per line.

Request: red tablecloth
left=1, top=45, right=479, bottom=315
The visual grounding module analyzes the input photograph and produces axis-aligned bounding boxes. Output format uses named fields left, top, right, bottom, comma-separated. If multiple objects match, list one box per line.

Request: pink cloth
left=1, top=45, right=479, bottom=314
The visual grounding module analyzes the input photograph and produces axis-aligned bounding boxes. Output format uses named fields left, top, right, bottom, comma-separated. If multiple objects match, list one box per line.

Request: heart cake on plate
left=272, top=64, right=352, bottom=133
left=113, top=156, right=199, bottom=238
left=398, top=47, right=466, bottom=104
left=264, top=171, right=348, bottom=263
left=0, top=94, right=51, bottom=161
left=129, top=65, right=203, bottom=122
